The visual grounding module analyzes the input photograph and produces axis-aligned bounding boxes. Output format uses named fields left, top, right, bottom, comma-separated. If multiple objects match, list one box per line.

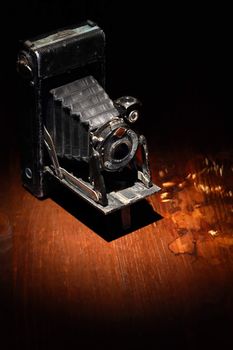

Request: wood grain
left=1, top=146, right=233, bottom=349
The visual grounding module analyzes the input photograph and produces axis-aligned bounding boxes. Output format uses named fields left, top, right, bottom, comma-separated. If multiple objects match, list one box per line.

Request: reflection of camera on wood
left=17, top=20, right=160, bottom=228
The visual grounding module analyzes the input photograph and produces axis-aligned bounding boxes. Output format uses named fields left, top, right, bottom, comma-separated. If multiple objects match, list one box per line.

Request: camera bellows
left=47, top=76, right=119, bottom=160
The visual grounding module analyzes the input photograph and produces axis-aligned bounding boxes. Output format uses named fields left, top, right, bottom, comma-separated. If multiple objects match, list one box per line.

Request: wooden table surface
left=1, top=129, right=233, bottom=349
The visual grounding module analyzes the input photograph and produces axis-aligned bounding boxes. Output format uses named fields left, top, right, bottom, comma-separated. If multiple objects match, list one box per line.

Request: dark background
left=1, top=1, right=231, bottom=155
left=0, top=2, right=232, bottom=349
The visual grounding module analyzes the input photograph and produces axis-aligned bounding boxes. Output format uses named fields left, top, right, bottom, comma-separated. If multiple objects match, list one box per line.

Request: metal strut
left=137, top=135, right=153, bottom=188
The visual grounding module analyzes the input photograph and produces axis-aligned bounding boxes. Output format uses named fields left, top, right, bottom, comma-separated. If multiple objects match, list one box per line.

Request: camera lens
left=112, top=143, right=129, bottom=161
left=100, top=126, right=139, bottom=171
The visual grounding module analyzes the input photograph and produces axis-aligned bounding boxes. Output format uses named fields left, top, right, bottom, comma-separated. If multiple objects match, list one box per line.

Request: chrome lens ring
left=102, top=129, right=138, bottom=171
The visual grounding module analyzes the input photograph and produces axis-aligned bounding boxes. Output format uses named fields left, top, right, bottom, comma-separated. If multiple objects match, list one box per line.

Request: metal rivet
left=25, top=168, right=32, bottom=179
left=104, top=161, right=110, bottom=168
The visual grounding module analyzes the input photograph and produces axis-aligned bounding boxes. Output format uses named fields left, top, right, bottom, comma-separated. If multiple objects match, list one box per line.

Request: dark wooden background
left=1, top=2, right=232, bottom=349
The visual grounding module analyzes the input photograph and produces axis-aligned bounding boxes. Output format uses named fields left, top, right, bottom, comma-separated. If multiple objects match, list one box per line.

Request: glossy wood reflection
left=0, top=146, right=233, bottom=349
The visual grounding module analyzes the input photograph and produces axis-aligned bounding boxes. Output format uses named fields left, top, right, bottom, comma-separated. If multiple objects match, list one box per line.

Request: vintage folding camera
left=17, top=20, right=160, bottom=228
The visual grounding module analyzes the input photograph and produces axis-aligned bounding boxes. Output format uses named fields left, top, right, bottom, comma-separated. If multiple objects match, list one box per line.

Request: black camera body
left=17, top=20, right=160, bottom=221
